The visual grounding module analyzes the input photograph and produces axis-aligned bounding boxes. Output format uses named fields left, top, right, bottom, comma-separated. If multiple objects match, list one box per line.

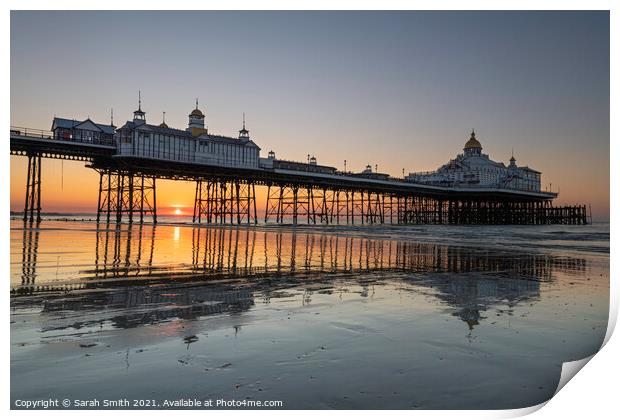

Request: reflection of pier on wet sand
left=14, top=222, right=587, bottom=293
left=12, top=222, right=588, bottom=333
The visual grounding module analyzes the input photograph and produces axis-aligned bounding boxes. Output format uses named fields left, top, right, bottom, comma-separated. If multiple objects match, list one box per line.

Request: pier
left=10, top=121, right=588, bottom=226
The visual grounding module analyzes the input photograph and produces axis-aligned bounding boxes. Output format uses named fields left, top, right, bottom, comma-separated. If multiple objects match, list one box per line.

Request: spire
left=159, top=111, right=168, bottom=128
left=239, top=112, right=250, bottom=139
left=133, top=91, right=146, bottom=122
left=110, top=108, right=114, bottom=127
left=509, top=148, right=517, bottom=167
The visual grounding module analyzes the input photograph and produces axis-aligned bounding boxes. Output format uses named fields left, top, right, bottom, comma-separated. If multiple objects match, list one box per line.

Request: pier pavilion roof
left=52, top=117, right=116, bottom=135
left=119, top=121, right=260, bottom=149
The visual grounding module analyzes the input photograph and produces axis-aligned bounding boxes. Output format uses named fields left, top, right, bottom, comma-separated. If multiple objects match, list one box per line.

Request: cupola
left=188, top=98, right=205, bottom=128
left=509, top=153, right=517, bottom=168
left=187, top=98, right=207, bottom=136
left=133, top=91, right=146, bottom=124
left=238, top=113, right=250, bottom=139
left=463, top=129, right=482, bottom=156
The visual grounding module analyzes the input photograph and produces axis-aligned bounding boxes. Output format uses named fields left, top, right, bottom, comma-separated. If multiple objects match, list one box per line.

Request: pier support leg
left=95, top=170, right=157, bottom=224
left=196, top=180, right=257, bottom=225
left=23, top=154, right=42, bottom=223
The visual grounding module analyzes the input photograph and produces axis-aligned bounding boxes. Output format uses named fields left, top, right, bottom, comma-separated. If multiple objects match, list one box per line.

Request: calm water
left=10, top=219, right=609, bottom=409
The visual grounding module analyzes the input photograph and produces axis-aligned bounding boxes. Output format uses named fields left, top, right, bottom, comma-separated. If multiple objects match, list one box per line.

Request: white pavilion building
left=405, top=130, right=541, bottom=192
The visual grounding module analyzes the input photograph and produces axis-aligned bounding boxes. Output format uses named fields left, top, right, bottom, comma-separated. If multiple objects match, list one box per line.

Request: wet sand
left=10, top=220, right=609, bottom=409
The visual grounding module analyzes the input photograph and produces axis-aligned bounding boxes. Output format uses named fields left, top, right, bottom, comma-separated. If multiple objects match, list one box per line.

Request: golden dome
left=189, top=98, right=204, bottom=118
left=189, top=108, right=204, bottom=118
left=464, top=130, right=482, bottom=149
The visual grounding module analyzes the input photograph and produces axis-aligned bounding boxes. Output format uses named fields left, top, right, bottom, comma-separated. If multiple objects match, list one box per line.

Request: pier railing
left=11, top=126, right=116, bottom=147
left=10, top=126, right=54, bottom=139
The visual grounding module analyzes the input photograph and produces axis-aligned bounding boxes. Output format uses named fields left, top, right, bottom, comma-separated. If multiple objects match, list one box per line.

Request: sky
left=10, top=11, right=610, bottom=219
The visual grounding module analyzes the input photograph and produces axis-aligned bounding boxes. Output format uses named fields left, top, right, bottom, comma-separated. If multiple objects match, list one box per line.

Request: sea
left=10, top=215, right=610, bottom=409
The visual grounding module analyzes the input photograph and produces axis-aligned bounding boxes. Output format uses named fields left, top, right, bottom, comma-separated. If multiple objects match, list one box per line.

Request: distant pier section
left=10, top=97, right=588, bottom=225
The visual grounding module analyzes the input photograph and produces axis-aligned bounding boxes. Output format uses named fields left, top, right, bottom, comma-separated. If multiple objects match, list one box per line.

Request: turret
left=133, top=91, right=146, bottom=124
left=187, top=98, right=207, bottom=136
left=509, top=154, right=517, bottom=168
left=238, top=113, right=250, bottom=140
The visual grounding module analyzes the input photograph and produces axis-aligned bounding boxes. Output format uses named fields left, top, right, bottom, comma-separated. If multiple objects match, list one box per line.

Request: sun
left=174, top=208, right=182, bottom=216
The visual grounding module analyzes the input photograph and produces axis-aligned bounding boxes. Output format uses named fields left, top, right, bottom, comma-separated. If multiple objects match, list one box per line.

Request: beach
left=10, top=219, right=609, bottom=409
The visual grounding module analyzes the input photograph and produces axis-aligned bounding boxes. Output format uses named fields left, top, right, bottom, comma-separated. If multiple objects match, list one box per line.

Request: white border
left=2, top=2, right=616, bottom=420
